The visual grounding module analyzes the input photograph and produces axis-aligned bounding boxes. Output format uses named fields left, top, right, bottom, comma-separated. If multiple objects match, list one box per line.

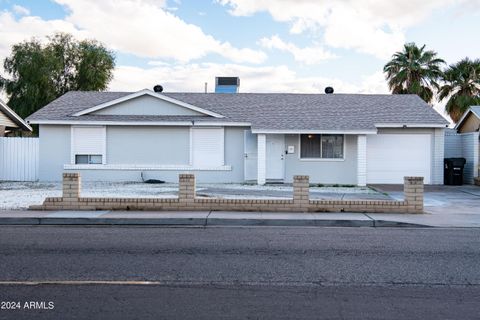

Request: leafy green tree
left=438, top=58, right=480, bottom=123
left=0, top=33, right=115, bottom=119
left=384, top=43, right=445, bottom=104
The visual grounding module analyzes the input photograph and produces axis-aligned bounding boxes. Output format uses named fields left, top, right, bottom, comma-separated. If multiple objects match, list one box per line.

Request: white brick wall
left=432, top=128, right=445, bottom=184
left=257, top=134, right=266, bottom=185
left=357, top=135, right=367, bottom=186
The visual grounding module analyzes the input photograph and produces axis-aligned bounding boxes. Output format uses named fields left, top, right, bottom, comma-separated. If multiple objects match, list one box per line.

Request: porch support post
left=357, top=134, right=367, bottom=187
left=257, top=134, right=266, bottom=185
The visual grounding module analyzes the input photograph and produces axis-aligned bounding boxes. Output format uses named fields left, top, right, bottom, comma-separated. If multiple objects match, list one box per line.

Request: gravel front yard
left=0, top=181, right=387, bottom=210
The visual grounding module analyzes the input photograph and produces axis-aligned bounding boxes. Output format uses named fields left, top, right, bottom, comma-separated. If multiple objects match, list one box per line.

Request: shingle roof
left=27, top=91, right=449, bottom=131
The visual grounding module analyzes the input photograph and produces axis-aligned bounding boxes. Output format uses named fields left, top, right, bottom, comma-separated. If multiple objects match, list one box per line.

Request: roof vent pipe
left=153, top=85, right=163, bottom=93
left=325, top=87, right=334, bottom=94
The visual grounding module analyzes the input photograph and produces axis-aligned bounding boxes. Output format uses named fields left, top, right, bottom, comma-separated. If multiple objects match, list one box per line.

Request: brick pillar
left=404, top=176, right=424, bottom=213
left=293, top=175, right=310, bottom=212
left=179, top=174, right=196, bottom=203
left=0, top=125, right=5, bottom=137
left=62, top=173, right=81, bottom=204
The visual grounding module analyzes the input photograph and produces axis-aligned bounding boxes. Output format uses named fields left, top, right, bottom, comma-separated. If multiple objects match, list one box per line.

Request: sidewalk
left=1, top=210, right=479, bottom=228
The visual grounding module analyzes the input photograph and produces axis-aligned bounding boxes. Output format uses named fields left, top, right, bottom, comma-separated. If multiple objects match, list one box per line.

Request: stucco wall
left=284, top=134, right=358, bottom=184
left=39, top=125, right=71, bottom=181
left=106, top=126, right=190, bottom=165
left=39, top=124, right=247, bottom=183
left=38, top=125, right=444, bottom=185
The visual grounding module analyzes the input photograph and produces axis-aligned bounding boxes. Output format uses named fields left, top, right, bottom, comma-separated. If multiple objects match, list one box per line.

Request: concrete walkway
left=0, top=209, right=479, bottom=228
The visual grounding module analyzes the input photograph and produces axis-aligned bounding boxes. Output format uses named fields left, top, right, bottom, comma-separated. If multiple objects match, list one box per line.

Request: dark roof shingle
left=27, top=91, right=449, bottom=131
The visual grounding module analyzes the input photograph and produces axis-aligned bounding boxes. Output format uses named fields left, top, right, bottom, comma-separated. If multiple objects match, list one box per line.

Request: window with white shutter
left=71, top=126, right=106, bottom=164
left=191, top=128, right=224, bottom=167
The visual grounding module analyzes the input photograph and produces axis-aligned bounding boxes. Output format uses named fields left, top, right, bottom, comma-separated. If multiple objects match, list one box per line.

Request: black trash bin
left=444, top=158, right=466, bottom=185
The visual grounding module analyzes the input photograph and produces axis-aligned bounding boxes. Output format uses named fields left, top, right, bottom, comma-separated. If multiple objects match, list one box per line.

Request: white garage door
left=367, top=134, right=431, bottom=184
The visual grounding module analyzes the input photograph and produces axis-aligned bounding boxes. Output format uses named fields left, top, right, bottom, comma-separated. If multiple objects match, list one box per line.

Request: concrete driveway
left=370, top=184, right=480, bottom=227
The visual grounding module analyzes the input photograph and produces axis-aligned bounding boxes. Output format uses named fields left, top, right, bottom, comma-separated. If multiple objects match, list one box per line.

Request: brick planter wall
left=32, top=174, right=425, bottom=214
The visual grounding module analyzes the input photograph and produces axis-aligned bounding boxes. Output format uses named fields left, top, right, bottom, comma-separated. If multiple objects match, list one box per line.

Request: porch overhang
left=251, top=129, right=377, bottom=134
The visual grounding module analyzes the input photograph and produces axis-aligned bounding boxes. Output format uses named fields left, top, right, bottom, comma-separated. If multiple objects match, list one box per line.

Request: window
left=300, top=134, right=321, bottom=158
left=300, top=134, right=344, bottom=159
left=71, top=126, right=106, bottom=165
left=321, top=135, right=344, bottom=158
left=75, top=155, right=103, bottom=164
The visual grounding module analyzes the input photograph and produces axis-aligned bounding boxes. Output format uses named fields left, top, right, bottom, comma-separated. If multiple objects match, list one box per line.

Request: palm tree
left=438, top=58, right=480, bottom=123
left=384, top=43, right=445, bottom=104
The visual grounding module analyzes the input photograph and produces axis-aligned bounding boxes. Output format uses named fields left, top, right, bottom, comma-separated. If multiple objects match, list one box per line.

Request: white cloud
left=217, top=0, right=470, bottom=59
left=0, top=11, right=84, bottom=59
left=259, top=35, right=336, bottom=64
left=52, top=0, right=266, bottom=63
left=12, top=5, right=30, bottom=16
left=0, top=1, right=265, bottom=64
left=110, top=62, right=387, bottom=95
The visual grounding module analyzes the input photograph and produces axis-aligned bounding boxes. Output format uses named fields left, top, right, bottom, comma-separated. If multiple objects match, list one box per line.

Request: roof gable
left=90, top=94, right=206, bottom=116
left=73, top=89, right=224, bottom=118
left=0, top=99, right=32, bottom=131
left=454, top=106, right=480, bottom=130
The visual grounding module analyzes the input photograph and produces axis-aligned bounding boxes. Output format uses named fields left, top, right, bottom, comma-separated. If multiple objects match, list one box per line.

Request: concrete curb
left=0, top=217, right=429, bottom=228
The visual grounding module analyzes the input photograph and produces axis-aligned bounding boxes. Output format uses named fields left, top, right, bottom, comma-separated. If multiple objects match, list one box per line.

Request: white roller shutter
left=191, top=128, right=224, bottom=167
left=367, top=134, right=431, bottom=184
left=71, top=126, right=106, bottom=164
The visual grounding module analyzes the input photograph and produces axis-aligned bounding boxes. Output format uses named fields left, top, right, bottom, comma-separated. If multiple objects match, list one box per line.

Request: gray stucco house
left=27, top=85, right=448, bottom=185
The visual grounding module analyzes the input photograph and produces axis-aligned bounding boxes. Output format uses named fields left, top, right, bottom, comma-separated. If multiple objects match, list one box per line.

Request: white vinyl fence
left=444, top=131, right=480, bottom=184
left=0, top=137, right=39, bottom=181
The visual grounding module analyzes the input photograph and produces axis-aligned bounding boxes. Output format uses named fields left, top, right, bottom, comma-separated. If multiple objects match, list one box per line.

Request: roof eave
left=0, top=100, right=33, bottom=132
left=28, top=119, right=251, bottom=127
left=251, top=129, right=377, bottom=134
left=375, top=123, right=449, bottom=128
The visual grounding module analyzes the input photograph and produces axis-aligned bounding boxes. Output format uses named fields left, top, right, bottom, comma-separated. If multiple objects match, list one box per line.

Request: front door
left=266, top=135, right=285, bottom=180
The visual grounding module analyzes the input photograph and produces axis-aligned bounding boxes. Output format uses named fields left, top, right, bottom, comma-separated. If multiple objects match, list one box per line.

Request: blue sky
left=0, top=0, right=479, bottom=109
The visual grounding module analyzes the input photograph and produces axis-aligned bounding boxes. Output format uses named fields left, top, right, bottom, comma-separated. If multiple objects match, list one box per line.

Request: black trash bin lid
left=444, top=158, right=466, bottom=167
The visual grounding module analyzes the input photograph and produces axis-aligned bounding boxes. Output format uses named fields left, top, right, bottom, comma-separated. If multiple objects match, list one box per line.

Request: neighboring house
left=26, top=80, right=448, bottom=185
left=0, top=99, right=32, bottom=136
left=455, top=106, right=480, bottom=133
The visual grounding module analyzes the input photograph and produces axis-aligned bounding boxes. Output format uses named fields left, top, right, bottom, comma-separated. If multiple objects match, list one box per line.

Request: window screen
left=321, top=135, right=344, bottom=158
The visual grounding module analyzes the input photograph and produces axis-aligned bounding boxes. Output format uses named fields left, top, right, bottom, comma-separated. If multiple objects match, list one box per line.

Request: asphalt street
left=0, top=226, right=479, bottom=319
